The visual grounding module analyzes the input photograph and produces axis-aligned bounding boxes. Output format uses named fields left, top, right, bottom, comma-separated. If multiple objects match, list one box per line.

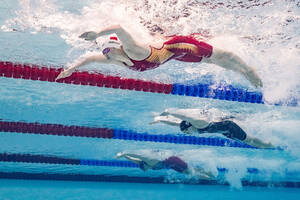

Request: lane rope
left=1, top=61, right=296, bottom=106
left=0, top=152, right=298, bottom=188
left=0, top=120, right=259, bottom=149
left=0, top=153, right=260, bottom=174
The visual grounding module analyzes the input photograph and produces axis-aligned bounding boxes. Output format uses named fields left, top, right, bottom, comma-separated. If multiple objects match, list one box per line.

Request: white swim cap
left=102, top=36, right=121, bottom=51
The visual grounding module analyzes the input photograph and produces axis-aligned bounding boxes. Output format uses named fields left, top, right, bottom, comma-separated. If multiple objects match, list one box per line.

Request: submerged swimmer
left=56, top=25, right=263, bottom=88
left=116, top=152, right=214, bottom=180
left=151, top=109, right=274, bottom=149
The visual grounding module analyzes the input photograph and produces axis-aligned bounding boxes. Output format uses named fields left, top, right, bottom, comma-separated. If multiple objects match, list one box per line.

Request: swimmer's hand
left=55, top=68, right=74, bottom=81
left=79, top=31, right=98, bottom=41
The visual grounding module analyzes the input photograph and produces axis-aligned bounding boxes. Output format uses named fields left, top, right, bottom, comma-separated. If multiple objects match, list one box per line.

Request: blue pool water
left=1, top=0, right=300, bottom=199
left=1, top=180, right=300, bottom=200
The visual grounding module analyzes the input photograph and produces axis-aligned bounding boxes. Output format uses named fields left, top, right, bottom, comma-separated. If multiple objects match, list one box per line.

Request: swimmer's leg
left=200, top=120, right=246, bottom=140
left=219, top=121, right=274, bottom=148
left=202, top=48, right=263, bottom=88
left=203, top=121, right=274, bottom=149
left=243, top=136, right=274, bottom=149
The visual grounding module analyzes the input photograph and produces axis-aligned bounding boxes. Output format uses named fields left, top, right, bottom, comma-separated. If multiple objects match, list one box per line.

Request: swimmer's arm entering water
left=80, top=25, right=135, bottom=47
left=80, top=25, right=150, bottom=60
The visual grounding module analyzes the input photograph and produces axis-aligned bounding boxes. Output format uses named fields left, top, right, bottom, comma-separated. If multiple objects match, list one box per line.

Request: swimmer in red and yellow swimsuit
left=56, top=24, right=262, bottom=88
left=125, top=35, right=213, bottom=71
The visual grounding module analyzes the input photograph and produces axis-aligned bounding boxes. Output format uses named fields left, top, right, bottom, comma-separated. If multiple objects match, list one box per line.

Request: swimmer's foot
left=255, top=142, right=275, bottom=149
left=244, top=69, right=263, bottom=88
left=79, top=31, right=98, bottom=41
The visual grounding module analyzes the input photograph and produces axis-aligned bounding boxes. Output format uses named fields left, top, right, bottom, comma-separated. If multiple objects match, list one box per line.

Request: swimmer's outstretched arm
left=55, top=54, right=108, bottom=81
left=55, top=54, right=127, bottom=81
left=160, top=111, right=209, bottom=129
left=203, top=48, right=263, bottom=88
left=149, top=115, right=181, bottom=126
left=116, top=152, right=143, bottom=164
left=150, top=119, right=180, bottom=126
left=116, top=152, right=161, bottom=167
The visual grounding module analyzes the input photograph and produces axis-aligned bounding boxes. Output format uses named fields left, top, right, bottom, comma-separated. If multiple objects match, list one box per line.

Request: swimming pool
left=1, top=0, right=300, bottom=199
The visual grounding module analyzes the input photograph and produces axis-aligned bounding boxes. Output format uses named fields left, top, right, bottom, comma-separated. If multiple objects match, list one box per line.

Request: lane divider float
left=1, top=61, right=296, bottom=106
left=0, top=152, right=259, bottom=174
left=0, top=120, right=265, bottom=149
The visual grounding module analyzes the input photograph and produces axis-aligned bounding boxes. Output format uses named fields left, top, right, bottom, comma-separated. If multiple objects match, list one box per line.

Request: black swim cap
left=180, top=121, right=192, bottom=132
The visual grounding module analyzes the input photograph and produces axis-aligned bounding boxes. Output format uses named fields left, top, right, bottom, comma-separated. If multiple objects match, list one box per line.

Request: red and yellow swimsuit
left=128, top=35, right=213, bottom=71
